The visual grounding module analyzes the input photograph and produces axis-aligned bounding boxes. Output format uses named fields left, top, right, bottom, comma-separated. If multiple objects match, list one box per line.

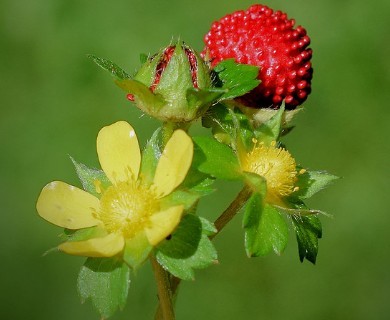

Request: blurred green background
left=1, top=0, right=389, bottom=319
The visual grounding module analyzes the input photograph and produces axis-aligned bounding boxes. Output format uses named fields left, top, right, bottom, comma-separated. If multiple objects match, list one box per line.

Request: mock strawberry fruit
left=203, top=4, right=313, bottom=110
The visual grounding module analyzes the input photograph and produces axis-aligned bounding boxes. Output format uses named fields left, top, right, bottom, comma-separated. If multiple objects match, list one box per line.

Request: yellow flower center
left=97, top=179, right=159, bottom=238
left=242, top=141, right=298, bottom=204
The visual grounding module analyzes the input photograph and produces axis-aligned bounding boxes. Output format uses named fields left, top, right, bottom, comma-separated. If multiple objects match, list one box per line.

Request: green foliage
left=253, top=104, right=285, bottom=143
left=123, top=232, right=153, bottom=270
left=294, top=170, right=339, bottom=200
left=202, top=103, right=253, bottom=148
left=87, top=54, right=130, bottom=80
left=186, top=88, right=225, bottom=111
left=78, top=257, right=130, bottom=319
left=213, top=59, right=260, bottom=101
left=292, top=215, right=322, bottom=264
left=115, top=79, right=165, bottom=112
left=193, top=136, right=241, bottom=180
left=155, top=215, right=217, bottom=280
left=242, top=172, right=267, bottom=195
left=71, top=157, right=111, bottom=198
left=161, top=190, right=200, bottom=211
left=243, top=195, right=289, bottom=257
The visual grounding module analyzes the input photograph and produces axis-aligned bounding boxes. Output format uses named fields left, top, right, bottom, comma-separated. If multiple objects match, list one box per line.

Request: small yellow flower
left=240, top=140, right=298, bottom=206
left=36, top=121, right=193, bottom=257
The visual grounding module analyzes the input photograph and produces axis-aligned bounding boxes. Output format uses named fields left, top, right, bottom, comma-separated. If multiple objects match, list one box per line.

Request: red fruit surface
left=203, top=4, right=313, bottom=109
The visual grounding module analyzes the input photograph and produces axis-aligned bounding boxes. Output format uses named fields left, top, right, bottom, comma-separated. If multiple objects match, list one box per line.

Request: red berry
left=203, top=4, right=313, bottom=109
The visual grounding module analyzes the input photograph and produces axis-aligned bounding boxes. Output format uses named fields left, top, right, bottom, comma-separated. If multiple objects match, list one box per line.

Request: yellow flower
left=239, top=140, right=299, bottom=206
left=36, top=121, right=193, bottom=258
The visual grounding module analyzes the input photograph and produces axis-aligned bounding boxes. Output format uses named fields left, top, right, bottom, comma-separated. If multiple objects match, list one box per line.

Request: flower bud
left=117, top=42, right=223, bottom=122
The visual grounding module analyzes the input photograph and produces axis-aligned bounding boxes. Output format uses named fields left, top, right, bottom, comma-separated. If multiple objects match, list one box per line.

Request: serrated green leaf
left=140, top=128, right=161, bottom=184
left=193, top=136, right=241, bottom=180
left=213, top=59, right=260, bottom=100
left=115, top=79, right=165, bottom=113
left=156, top=214, right=202, bottom=259
left=71, top=157, right=111, bottom=197
left=87, top=54, right=130, bottom=80
left=254, top=104, right=285, bottom=143
left=199, top=216, right=217, bottom=236
left=295, top=170, right=339, bottom=200
left=123, top=232, right=153, bottom=270
left=244, top=196, right=289, bottom=257
left=78, top=257, right=130, bottom=319
left=292, top=215, right=322, bottom=264
left=156, top=215, right=217, bottom=280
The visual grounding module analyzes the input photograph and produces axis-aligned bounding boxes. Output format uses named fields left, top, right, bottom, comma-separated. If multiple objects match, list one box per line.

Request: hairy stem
left=154, top=186, right=252, bottom=317
left=150, top=256, right=175, bottom=320
left=211, top=186, right=252, bottom=239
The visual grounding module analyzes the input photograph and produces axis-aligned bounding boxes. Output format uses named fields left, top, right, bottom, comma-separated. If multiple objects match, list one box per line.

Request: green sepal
left=71, top=157, right=111, bottom=198
left=161, top=190, right=200, bottom=211
left=77, top=257, right=130, bottom=319
left=292, top=215, right=322, bottom=264
left=123, top=232, right=153, bottom=270
left=193, top=136, right=241, bottom=180
left=155, top=215, right=217, bottom=280
left=243, top=194, right=289, bottom=257
left=238, top=104, right=302, bottom=130
left=140, top=128, right=161, bottom=184
left=115, top=79, right=166, bottom=113
left=294, top=170, right=339, bottom=200
left=253, top=104, right=285, bottom=143
left=213, top=59, right=260, bottom=100
left=275, top=205, right=331, bottom=218
left=62, top=226, right=107, bottom=242
left=87, top=54, right=130, bottom=80
left=242, top=172, right=267, bottom=196
left=185, top=176, right=215, bottom=197
left=186, top=87, right=225, bottom=117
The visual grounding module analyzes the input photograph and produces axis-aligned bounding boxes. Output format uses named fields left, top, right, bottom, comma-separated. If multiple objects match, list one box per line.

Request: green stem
left=210, top=186, right=252, bottom=239
left=162, top=121, right=191, bottom=145
left=154, top=186, right=252, bottom=317
left=150, top=256, right=175, bottom=320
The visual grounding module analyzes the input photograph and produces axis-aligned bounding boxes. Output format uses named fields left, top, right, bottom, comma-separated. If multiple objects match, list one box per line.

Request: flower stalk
left=154, top=185, right=252, bottom=318
left=211, top=186, right=252, bottom=239
left=151, top=256, right=175, bottom=320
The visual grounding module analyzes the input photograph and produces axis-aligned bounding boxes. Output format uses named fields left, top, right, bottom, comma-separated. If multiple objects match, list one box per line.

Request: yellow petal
left=145, top=205, right=183, bottom=245
left=97, top=121, right=141, bottom=183
left=36, top=181, right=100, bottom=229
left=59, top=232, right=125, bottom=257
left=153, top=130, right=193, bottom=197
